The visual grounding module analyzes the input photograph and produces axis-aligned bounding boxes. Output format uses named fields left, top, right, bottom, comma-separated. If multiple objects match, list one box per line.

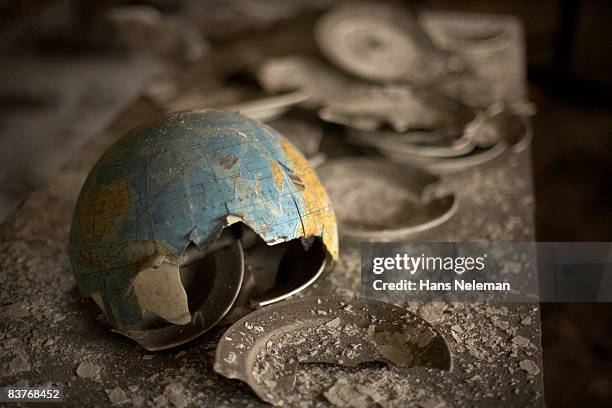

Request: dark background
left=1, top=1, right=610, bottom=406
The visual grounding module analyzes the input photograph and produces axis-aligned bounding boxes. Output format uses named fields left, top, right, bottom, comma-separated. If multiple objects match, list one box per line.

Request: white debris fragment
left=106, top=387, right=129, bottom=405
left=491, top=317, right=509, bottom=330
left=511, top=335, right=530, bottom=348
left=76, top=360, right=101, bottom=379
left=450, top=331, right=462, bottom=343
left=450, top=325, right=463, bottom=333
left=132, top=395, right=145, bottom=408
left=53, top=313, right=66, bottom=322
left=325, top=317, right=342, bottom=328
left=324, top=377, right=375, bottom=408
left=224, top=352, right=237, bottom=364
left=519, top=359, right=539, bottom=375
left=418, top=302, right=447, bottom=323
left=164, top=382, right=187, bottom=408
left=244, top=322, right=264, bottom=333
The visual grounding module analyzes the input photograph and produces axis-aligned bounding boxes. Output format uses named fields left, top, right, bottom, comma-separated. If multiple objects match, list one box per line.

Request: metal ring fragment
left=349, top=110, right=531, bottom=174
left=220, top=91, right=309, bottom=122
left=316, top=157, right=457, bottom=240
left=257, top=56, right=476, bottom=133
left=121, top=239, right=245, bottom=351
left=347, top=128, right=475, bottom=159
left=214, top=296, right=452, bottom=406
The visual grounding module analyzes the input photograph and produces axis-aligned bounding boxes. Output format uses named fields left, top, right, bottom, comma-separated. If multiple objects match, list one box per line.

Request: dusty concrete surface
left=0, top=101, right=544, bottom=407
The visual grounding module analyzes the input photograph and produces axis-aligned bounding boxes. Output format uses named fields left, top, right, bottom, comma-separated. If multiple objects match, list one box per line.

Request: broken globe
left=68, top=109, right=338, bottom=350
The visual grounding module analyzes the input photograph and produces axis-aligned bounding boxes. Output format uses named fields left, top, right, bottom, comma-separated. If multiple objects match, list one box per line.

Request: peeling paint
left=269, top=160, right=284, bottom=190
left=132, top=255, right=191, bottom=325
left=281, top=138, right=339, bottom=259
left=225, top=214, right=244, bottom=226
left=219, top=154, right=239, bottom=169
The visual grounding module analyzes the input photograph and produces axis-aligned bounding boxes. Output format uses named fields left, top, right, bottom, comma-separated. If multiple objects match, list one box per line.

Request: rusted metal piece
left=68, top=110, right=338, bottom=349
left=214, top=296, right=452, bottom=406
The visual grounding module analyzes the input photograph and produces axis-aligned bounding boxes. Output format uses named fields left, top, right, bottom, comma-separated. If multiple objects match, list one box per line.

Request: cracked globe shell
left=68, top=109, right=338, bottom=349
